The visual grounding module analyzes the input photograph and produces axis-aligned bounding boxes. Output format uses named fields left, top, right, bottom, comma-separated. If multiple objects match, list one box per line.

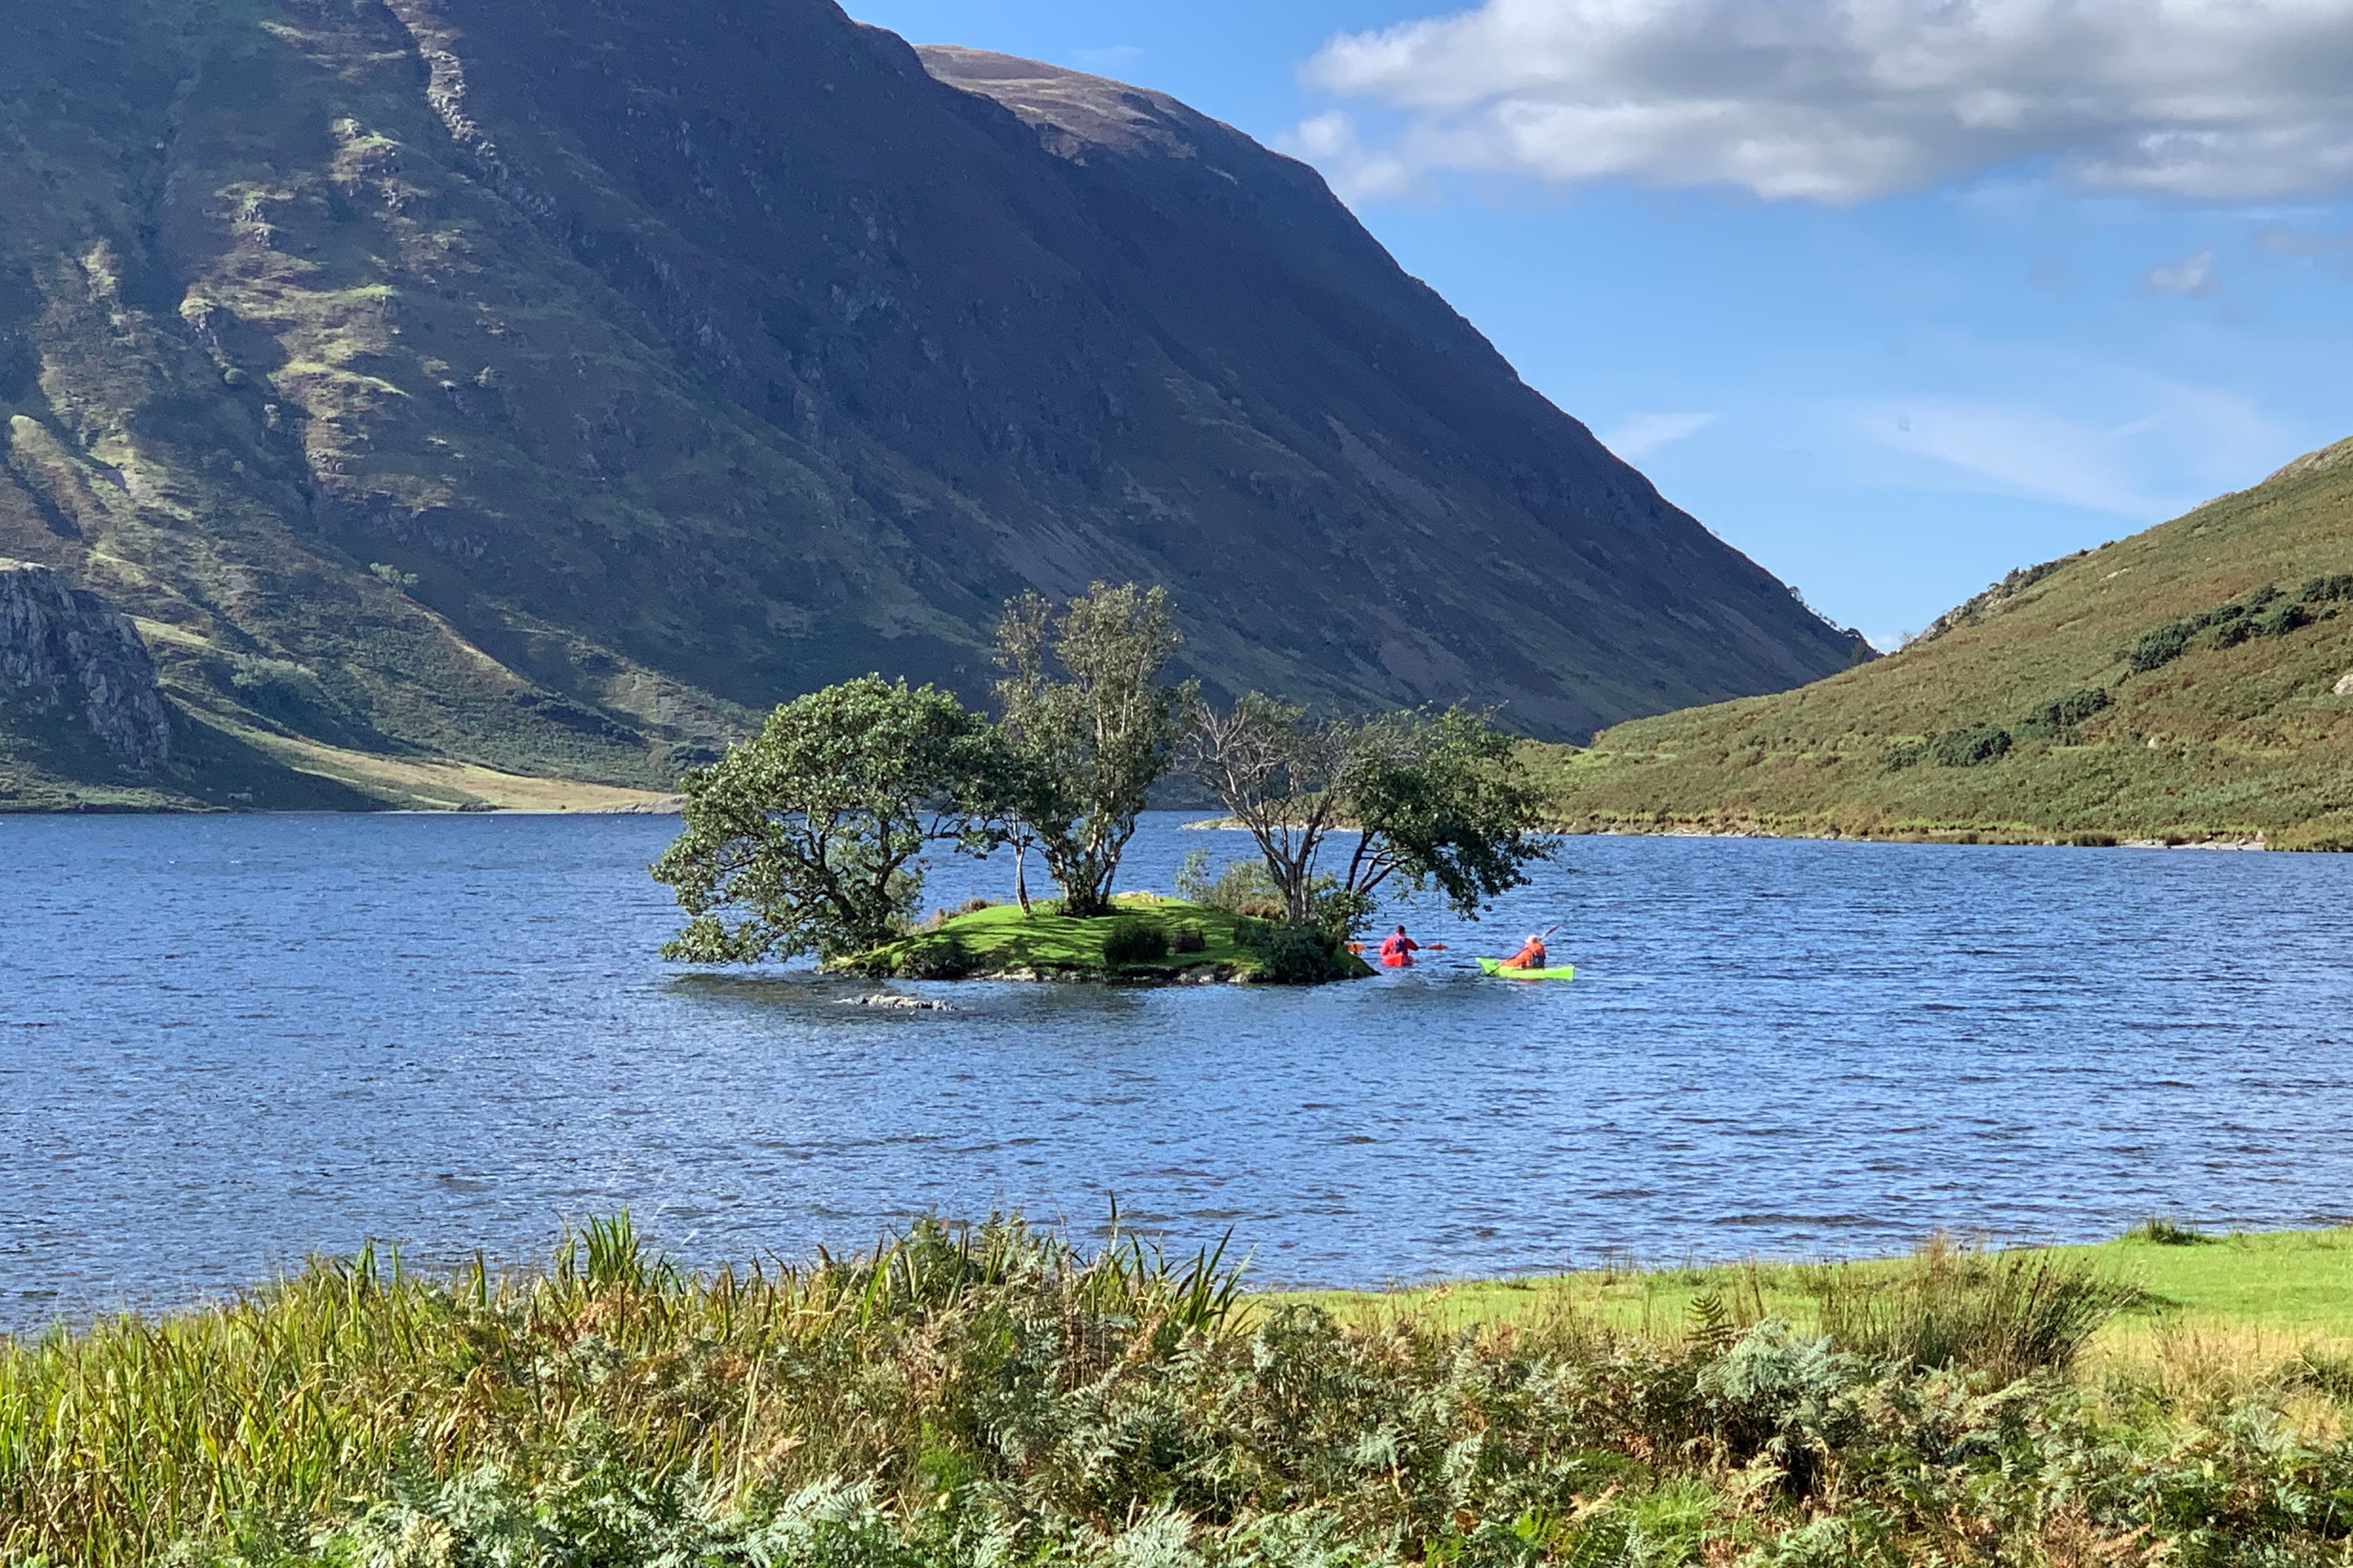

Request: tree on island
left=1188, top=696, right=1551, bottom=934
left=650, top=676, right=1002, bottom=963
left=1187, top=691, right=1355, bottom=930
left=992, top=582, right=1193, bottom=917
left=647, top=582, right=1542, bottom=972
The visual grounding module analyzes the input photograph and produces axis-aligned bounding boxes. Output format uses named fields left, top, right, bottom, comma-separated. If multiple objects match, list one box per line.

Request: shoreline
left=1289, top=1222, right=2353, bottom=1346
left=12, top=1218, right=2348, bottom=1342
left=1, top=794, right=2282, bottom=847
left=15, top=1216, right=2353, bottom=1562
left=1543, top=812, right=2275, bottom=850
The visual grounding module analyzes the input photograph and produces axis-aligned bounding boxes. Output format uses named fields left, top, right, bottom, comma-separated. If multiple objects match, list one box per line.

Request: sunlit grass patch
left=850, top=895, right=1370, bottom=982
left=1291, top=1224, right=2353, bottom=1359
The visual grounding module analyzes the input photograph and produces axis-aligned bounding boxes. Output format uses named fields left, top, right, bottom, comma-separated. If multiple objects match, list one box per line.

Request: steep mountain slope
left=0, top=0, right=1866, bottom=808
left=1538, top=440, right=2353, bottom=848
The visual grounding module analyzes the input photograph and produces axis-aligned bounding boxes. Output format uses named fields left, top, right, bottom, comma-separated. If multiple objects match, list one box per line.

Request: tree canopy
left=649, top=584, right=1544, bottom=971
left=994, top=583, right=1192, bottom=917
left=651, top=676, right=999, bottom=963
left=1338, top=707, right=1552, bottom=918
left=1185, top=691, right=1354, bottom=929
left=1188, top=697, right=1550, bottom=933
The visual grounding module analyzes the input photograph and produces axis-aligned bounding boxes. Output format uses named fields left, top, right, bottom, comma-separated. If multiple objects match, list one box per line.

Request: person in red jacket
left=1501, top=933, right=1548, bottom=971
left=1377, top=925, right=1420, bottom=967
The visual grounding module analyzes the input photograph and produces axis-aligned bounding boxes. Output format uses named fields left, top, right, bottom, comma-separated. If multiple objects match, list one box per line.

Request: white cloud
left=1859, top=376, right=2286, bottom=518
left=1285, top=112, right=1417, bottom=200
left=1070, top=44, right=1144, bottom=75
left=1602, top=411, right=1716, bottom=460
left=1865, top=399, right=2169, bottom=516
left=1303, top=0, right=2353, bottom=204
left=2257, top=221, right=2352, bottom=253
left=2143, top=248, right=2220, bottom=294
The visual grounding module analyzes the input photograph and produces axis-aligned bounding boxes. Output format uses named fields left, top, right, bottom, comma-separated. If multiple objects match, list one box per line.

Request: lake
left=2, top=811, right=2349, bottom=1326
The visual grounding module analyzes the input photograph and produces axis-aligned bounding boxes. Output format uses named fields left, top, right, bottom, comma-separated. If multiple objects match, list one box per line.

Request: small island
left=651, top=583, right=1549, bottom=985
left=849, top=894, right=1377, bottom=984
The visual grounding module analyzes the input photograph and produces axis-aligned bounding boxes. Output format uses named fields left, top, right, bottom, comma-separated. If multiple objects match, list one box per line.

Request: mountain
left=1536, top=439, right=2353, bottom=849
left=0, top=0, right=1868, bottom=809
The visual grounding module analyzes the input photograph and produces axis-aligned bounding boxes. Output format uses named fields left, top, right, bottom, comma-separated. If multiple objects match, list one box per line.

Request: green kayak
left=1477, top=957, right=1575, bottom=982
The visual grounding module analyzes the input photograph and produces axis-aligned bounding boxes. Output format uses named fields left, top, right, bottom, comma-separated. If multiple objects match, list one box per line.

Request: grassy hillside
left=1538, top=438, right=2353, bottom=847
left=0, top=0, right=762, bottom=806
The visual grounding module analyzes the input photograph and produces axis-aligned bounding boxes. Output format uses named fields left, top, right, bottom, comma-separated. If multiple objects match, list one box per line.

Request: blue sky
left=849, top=0, right=2353, bottom=649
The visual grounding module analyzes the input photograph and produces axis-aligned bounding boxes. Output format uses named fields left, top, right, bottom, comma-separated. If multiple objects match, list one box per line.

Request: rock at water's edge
left=0, top=560, right=172, bottom=769
left=839, top=994, right=955, bottom=1011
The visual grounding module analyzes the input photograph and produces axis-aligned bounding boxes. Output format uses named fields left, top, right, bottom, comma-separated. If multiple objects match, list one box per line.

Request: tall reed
left=0, top=1214, right=1241, bottom=1564
left=1807, top=1234, right=2134, bottom=1379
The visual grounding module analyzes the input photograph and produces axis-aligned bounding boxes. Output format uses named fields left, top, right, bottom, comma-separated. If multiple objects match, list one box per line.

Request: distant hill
left=0, top=0, right=1866, bottom=809
left=1538, top=439, right=2353, bottom=849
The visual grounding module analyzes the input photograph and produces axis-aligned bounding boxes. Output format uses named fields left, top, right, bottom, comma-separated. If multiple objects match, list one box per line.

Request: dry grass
left=0, top=1215, right=1244, bottom=1564
left=233, top=726, right=684, bottom=811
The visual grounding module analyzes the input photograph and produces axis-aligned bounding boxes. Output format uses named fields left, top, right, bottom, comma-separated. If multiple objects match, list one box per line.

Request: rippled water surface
left=4, top=811, right=2350, bottom=1323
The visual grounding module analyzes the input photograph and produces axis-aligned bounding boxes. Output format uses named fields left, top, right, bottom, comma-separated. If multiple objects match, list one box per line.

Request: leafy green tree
left=952, top=719, right=1056, bottom=915
left=1338, top=706, right=1552, bottom=919
left=651, top=676, right=998, bottom=963
left=1186, top=691, right=1354, bottom=929
left=1189, top=697, right=1550, bottom=933
left=994, top=582, right=1192, bottom=916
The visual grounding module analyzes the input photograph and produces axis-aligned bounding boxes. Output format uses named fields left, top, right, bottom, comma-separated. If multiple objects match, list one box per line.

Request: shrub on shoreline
left=1174, top=848, right=1286, bottom=920
left=1099, top=916, right=1171, bottom=967
left=1243, top=922, right=1348, bottom=983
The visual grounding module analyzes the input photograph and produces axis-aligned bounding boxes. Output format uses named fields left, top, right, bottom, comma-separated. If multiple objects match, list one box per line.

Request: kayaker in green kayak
left=1500, top=931, right=1549, bottom=971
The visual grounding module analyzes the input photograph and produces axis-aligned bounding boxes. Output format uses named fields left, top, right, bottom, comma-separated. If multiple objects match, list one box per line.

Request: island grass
left=851, top=895, right=1371, bottom=982
left=16, top=1219, right=2353, bottom=1564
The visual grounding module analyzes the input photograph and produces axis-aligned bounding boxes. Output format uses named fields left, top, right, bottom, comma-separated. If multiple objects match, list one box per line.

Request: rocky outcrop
left=2267, top=434, right=2353, bottom=486
left=0, top=561, right=172, bottom=769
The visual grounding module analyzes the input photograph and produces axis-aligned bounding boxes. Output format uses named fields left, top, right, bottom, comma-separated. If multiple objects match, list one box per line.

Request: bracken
left=9, top=1219, right=2353, bottom=1566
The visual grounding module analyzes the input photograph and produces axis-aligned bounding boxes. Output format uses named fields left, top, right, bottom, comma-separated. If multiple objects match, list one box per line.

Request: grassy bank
left=13, top=1220, right=2353, bottom=1565
left=1291, top=1222, right=2353, bottom=1361
left=849, top=895, right=1373, bottom=983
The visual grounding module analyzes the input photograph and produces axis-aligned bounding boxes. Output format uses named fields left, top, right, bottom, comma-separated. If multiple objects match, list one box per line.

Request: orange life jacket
left=1505, top=940, right=1547, bottom=969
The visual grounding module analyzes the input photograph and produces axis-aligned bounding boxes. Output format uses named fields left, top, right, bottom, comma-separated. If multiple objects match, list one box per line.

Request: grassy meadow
left=1295, top=1223, right=2353, bottom=1368
left=1534, top=441, right=2353, bottom=849
left=12, top=1218, right=2353, bottom=1565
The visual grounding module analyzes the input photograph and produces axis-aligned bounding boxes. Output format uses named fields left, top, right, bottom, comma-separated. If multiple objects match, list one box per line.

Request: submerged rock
left=0, top=561, right=171, bottom=769
left=839, top=993, right=955, bottom=1011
